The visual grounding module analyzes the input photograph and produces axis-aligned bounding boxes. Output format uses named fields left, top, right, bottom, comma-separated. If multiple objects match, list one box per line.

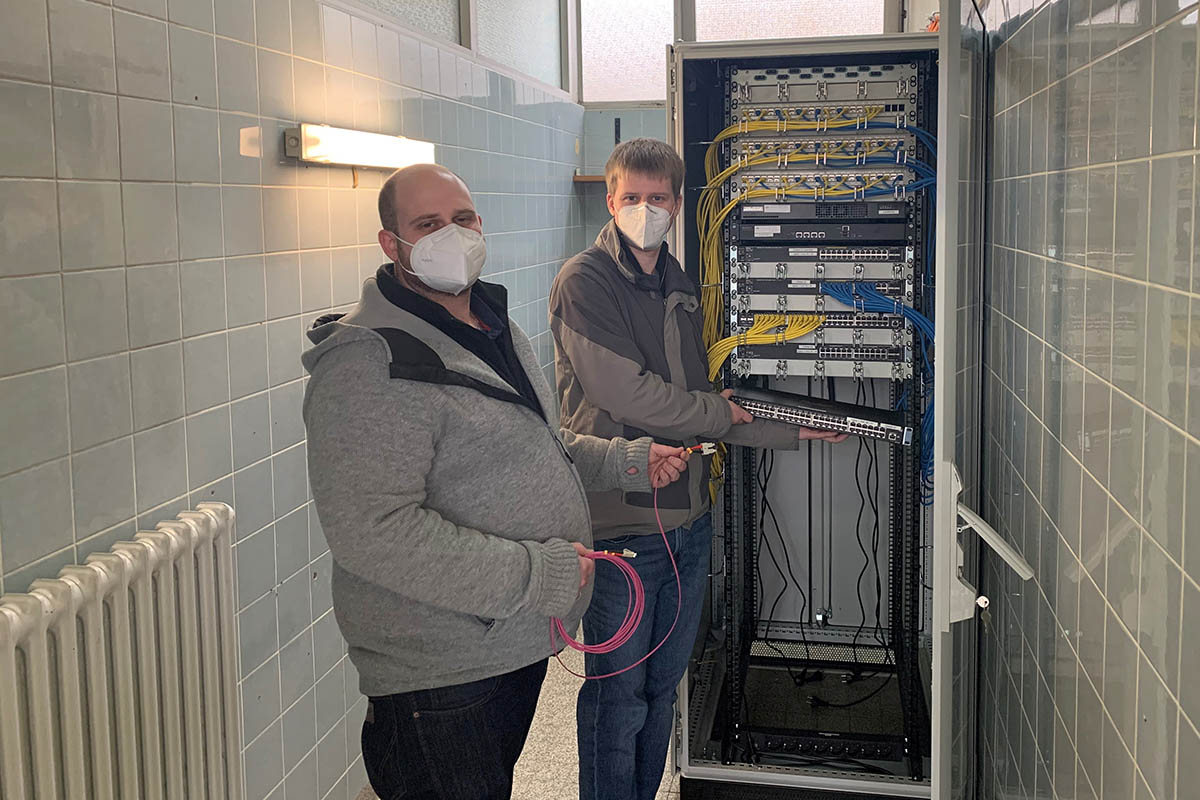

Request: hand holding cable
left=644, top=443, right=691, bottom=488
left=551, top=487, right=687, bottom=680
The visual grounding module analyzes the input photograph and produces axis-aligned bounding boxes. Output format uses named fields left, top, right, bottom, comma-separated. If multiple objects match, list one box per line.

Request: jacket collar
left=313, top=276, right=524, bottom=401
left=595, top=220, right=698, bottom=304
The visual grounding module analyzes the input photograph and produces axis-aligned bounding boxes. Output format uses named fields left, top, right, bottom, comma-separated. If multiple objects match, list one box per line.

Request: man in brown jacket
left=550, top=138, right=846, bottom=800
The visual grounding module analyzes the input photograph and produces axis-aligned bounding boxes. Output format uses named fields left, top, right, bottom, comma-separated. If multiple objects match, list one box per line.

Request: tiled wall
left=0, top=0, right=583, bottom=798
left=579, top=105, right=669, bottom=241
left=977, top=1, right=1199, bottom=799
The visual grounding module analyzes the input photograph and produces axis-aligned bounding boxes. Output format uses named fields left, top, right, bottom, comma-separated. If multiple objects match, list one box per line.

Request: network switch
left=728, top=385, right=913, bottom=445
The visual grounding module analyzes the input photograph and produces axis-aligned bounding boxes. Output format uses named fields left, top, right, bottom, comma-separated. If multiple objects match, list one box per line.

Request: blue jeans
left=361, top=659, right=547, bottom=799
left=577, top=513, right=713, bottom=800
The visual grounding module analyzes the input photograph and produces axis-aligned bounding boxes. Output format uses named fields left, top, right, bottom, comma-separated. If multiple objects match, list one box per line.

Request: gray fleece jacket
left=550, top=222, right=798, bottom=538
left=302, top=275, right=653, bottom=696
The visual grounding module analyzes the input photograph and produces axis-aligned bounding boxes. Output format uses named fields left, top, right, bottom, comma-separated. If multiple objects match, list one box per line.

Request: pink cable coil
left=550, top=488, right=682, bottom=680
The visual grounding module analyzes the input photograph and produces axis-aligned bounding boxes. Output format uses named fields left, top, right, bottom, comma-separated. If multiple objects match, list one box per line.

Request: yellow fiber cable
left=705, top=314, right=826, bottom=382
left=695, top=106, right=884, bottom=503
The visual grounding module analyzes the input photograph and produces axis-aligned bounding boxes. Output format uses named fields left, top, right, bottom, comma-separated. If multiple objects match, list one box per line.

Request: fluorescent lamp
left=283, top=124, right=436, bottom=169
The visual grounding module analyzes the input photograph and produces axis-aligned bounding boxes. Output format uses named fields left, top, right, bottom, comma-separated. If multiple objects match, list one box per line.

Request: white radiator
left=0, top=502, right=245, bottom=800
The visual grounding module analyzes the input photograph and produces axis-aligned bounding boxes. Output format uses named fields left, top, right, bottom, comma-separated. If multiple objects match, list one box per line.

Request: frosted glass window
left=477, top=0, right=563, bottom=87
left=581, top=0, right=673, bottom=102
left=356, top=0, right=460, bottom=44
left=695, top=0, right=886, bottom=41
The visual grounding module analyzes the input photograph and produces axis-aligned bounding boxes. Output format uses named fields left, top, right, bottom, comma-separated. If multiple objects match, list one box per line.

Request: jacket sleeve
left=304, top=341, right=581, bottom=620
left=558, top=429, right=654, bottom=493
left=721, top=418, right=800, bottom=450
left=550, top=269, right=734, bottom=441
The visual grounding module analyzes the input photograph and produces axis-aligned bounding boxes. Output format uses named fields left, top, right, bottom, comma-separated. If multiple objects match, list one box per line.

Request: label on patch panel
left=753, top=225, right=782, bottom=237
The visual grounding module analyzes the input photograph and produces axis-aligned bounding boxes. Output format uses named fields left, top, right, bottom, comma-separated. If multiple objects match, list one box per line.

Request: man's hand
left=647, top=444, right=689, bottom=489
left=797, top=427, right=849, bottom=444
left=720, top=389, right=753, bottom=425
left=572, top=542, right=595, bottom=593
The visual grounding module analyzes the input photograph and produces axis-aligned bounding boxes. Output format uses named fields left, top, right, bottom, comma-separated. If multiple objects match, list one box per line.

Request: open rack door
left=930, top=1, right=970, bottom=797
left=931, top=4, right=1034, bottom=798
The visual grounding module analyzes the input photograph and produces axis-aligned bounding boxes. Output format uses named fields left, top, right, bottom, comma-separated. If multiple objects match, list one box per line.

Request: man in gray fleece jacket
left=302, top=164, right=688, bottom=800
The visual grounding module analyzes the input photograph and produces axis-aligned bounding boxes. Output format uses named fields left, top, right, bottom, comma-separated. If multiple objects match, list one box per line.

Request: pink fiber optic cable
left=550, top=487, right=682, bottom=680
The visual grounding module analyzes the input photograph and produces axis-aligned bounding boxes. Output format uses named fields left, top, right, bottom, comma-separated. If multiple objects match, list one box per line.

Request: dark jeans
left=362, top=659, right=548, bottom=799
left=577, top=513, right=713, bottom=800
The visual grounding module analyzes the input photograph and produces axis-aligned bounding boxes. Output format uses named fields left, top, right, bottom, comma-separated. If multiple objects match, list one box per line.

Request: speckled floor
left=353, top=648, right=679, bottom=800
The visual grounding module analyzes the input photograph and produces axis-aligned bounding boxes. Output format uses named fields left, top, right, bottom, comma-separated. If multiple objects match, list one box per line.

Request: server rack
left=668, top=34, right=942, bottom=798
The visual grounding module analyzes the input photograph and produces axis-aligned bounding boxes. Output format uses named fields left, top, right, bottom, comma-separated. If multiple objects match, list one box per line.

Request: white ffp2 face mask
left=392, top=224, right=487, bottom=295
left=615, top=202, right=674, bottom=251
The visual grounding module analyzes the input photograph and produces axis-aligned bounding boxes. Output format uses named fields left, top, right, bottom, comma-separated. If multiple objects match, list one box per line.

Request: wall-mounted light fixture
left=283, top=124, right=436, bottom=170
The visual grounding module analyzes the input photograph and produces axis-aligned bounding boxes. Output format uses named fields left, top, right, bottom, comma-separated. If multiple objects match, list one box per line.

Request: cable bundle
left=551, top=550, right=643, bottom=656
left=704, top=313, right=826, bottom=381
left=550, top=489, right=682, bottom=680
left=692, top=107, right=939, bottom=504
left=820, top=281, right=937, bottom=502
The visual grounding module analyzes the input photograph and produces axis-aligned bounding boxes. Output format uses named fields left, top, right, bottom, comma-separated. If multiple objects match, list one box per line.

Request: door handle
left=946, top=465, right=1034, bottom=624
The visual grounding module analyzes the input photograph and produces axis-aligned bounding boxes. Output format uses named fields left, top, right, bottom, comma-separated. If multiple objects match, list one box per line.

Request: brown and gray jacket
left=550, top=221, right=798, bottom=539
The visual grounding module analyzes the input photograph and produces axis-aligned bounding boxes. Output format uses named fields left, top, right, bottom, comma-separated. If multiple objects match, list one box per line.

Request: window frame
left=333, top=0, right=578, bottom=98
left=577, top=0, right=907, bottom=106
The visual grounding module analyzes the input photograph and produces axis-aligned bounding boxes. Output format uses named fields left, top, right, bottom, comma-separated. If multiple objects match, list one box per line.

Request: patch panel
left=737, top=260, right=911, bottom=282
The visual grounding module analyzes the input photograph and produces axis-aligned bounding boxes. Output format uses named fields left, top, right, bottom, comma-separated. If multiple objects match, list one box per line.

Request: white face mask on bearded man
left=390, top=224, right=488, bottom=295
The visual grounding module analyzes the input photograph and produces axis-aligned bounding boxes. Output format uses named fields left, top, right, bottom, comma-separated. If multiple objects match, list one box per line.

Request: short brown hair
left=377, top=164, right=470, bottom=234
left=604, top=138, right=684, bottom=197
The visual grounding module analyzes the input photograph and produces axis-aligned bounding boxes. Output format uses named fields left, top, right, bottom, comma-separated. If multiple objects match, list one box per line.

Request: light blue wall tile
left=269, top=381, right=306, bottom=453
left=239, top=590, right=279, bottom=678
left=133, top=420, right=187, bottom=512
left=311, top=549, right=333, bottom=617
left=244, top=719, right=283, bottom=800
left=283, top=688, right=317, bottom=772
left=315, top=659, right=344, bottom=737
left=183, top=332, right=230, bottom=414
left=275, top=505, right=309, bottom=580
left=68, top=355, right=132, bottom=451
left=315, top=718, right=347, bottom=799
left=236, top=523, right=276, bottom=609
left=0, top=459, right=73, bottom=570
left=276, top=566, right=312, bottom=645
left=232, top=393, right=272, bottom=470
left=180, top=260, right=228, bottom=340
left=242, top=654, right=282, bottom=745
left=272, top=444, right=308, bottom=518
left=312, top=608, right=342, bottom=676
left=186, top=405, right=232, bottom=489
left=2, top=545, right=77, bottom=595
left=229, top=326, right=270, bottom=401
left=266, top=317, right=304, bottom=387
left=71, top=438, right=135, bottom=538
left=279, top=626, right=315, bottom=708
left=234, top=460, right=275, bottom=539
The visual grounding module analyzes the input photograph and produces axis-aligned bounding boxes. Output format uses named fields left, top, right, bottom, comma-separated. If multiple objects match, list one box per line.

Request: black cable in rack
left=867, top=380, right=886, bottom=652
left=757, top=450, right=814, bottom=683
left=756, top=450, right=809, bottom=688
left=851, top=384, right=872, bottom=665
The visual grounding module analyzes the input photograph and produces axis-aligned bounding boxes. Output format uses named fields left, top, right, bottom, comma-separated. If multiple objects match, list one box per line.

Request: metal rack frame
left=669, top=33, right=941, bottom=799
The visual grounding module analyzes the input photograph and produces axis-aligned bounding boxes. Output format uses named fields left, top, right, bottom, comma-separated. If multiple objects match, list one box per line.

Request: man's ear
left=378, top=229, right=399, bottom=262
left=606, top=193, right=617, bottom=218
